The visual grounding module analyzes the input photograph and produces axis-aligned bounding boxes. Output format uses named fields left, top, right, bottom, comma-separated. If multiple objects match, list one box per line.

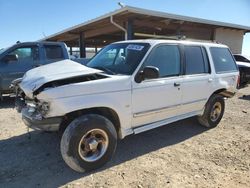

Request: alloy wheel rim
left=78, top=129, right=109, bottom=162
left=210, top=102, right=222, bottom=122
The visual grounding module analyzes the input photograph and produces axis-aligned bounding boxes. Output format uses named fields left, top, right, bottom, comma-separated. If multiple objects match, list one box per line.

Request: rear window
left=210, top=47, right=237, bottom=73
left=44, top=45, right=64, bottom=60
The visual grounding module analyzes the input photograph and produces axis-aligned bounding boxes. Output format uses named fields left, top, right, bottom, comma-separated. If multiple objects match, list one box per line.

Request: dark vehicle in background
left=234, top=54, right=250, bottom=87
left=0, top=42, right=69, bottom=98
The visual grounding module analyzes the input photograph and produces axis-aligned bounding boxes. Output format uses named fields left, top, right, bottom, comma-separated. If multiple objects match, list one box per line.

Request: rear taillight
left=237, top=75, right=240, bottom=88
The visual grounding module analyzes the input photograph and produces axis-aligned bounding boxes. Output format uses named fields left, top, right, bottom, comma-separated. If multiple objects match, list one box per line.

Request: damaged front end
left=15, top=87, right=62, bottom=131
left=14, top=60, right=109, bottom=132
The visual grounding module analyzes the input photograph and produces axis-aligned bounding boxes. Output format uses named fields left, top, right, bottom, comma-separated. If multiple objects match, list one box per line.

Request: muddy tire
left=60, top=114, right=117, bottom=172
left=198, top=94, right=225, bottom=128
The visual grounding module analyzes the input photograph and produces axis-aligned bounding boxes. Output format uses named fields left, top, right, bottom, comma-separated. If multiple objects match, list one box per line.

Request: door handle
left=208, top=78, right=213, bottom=82
left=174, top=82, right=180, bottom=87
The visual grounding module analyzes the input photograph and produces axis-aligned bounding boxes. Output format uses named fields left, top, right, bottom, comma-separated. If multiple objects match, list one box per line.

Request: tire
left=60, top=114, right=117, bottom=172
left=197, top=94, right=225, bottom=128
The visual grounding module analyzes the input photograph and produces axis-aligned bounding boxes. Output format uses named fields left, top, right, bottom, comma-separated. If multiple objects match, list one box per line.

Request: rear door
left=0, top=45, right=39, bottom=91
left=181, top=45, right=212, bottom=114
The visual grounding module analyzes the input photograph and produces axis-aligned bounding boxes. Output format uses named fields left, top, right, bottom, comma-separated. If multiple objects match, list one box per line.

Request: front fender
left=38, top=90, right=132, bottom=135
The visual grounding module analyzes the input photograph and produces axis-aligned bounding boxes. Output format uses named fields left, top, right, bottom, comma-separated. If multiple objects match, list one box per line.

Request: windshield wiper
left=92, top=66, right=116, bottom=75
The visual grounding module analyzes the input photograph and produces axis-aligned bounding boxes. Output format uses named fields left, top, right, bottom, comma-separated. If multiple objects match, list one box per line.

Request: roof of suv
left=14, top=41, right=65, bottom=46
left=115, top=39, right=228, bottom=48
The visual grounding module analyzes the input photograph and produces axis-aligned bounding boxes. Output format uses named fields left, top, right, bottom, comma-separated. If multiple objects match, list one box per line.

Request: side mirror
left=135, top=66, right=159, bottom=83
left=3, top=54, right=18, bottom=62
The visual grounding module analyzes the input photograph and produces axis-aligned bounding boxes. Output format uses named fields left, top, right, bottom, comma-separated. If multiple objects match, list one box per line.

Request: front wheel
left=60, top=114, right=117, bottom=172
left=198, top=94, right=225, bottom=128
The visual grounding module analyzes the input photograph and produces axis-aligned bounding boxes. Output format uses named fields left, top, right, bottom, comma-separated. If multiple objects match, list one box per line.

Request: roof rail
left=134, top=33, right=186, bottom=40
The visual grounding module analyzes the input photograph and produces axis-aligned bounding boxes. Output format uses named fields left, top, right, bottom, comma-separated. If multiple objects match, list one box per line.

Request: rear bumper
left=21, top=107, right=62, bottom=132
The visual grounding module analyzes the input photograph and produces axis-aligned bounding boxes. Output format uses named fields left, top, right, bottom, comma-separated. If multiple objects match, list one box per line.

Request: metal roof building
left=42, top=6, right=250, bottom=57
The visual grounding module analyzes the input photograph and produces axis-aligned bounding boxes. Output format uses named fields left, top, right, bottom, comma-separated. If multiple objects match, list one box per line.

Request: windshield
left=87, top=43, right=150, bottom=75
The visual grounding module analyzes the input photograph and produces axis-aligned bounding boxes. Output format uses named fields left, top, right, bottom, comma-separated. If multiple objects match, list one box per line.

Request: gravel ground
left=0, top=87, right=250, bottom=188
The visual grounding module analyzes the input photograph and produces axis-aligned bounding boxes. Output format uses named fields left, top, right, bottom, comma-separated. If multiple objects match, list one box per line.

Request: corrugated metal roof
left=42, top=6, right=250, bottom=41
left=128, top=6, right=250, bottom=30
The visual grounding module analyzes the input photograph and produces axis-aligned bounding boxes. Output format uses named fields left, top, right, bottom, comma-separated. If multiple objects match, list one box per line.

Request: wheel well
left=212, top=88, right=234, bottom=98
left=59, top=107, right=121, bottom=137
left=213, top=89, right=226, bottom=96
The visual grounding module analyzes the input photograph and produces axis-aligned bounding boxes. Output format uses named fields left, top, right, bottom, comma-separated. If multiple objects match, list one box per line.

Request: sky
left=0, top=0, right=249, bottom=55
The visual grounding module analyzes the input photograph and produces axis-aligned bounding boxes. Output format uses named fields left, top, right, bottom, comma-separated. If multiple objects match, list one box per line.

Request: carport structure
left=42, top=6, right=250, bottom=57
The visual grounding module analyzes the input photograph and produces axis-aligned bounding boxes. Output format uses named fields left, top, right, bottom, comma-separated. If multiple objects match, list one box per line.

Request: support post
left=127, top=19, right=134, bottom=40
left=79, top=32, right=86, bottom=58
left=69, top=47, right=73, bottom=55
left=210, top=29, right=215, bottom=41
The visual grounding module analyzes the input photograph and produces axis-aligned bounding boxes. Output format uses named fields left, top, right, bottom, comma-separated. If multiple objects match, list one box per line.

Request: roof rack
left=134, top=33, right=186, bottom=40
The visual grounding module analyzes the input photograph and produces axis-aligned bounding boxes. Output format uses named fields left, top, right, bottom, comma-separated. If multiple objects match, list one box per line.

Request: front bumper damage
left=22, top=107, right=62, bottom=131
left=15, top=96, right=62, bottom=132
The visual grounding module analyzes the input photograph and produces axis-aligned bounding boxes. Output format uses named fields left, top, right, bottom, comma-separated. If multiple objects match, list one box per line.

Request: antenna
left=118, top=2, right=125, bottom=8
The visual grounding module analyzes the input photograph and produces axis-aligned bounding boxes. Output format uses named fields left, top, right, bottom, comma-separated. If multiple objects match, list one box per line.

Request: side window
left=210, top=47, right=238, bottom=73
left=143, top=45, right=180, bottom=78
left=184, top=46, right=209, bottom=75
left=9, top=46, right=39, bottom=62
left=44, top=45, right=64, bottom=60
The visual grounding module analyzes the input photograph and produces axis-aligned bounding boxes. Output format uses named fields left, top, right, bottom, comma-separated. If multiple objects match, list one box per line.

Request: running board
left=133, top=110, right=202, bottom=134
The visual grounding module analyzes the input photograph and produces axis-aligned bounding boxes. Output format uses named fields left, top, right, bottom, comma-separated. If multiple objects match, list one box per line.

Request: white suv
left=15, top=40, right=239, bottom=172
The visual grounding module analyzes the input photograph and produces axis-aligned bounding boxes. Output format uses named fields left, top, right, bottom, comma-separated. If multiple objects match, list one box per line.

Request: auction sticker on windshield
left=127, top=44, right=144, bottom=51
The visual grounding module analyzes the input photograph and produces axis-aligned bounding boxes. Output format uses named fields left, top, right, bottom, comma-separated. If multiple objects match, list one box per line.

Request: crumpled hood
left=19, top=59, right=102, bottom=98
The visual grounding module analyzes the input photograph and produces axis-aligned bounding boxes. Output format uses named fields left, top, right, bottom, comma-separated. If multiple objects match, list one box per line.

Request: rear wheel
left=60, top=114, right=117, bottom=172
left=198, top=94, right=225, bottom=128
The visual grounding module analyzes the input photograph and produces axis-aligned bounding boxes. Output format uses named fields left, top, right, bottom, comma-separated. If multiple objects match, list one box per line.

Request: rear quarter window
left=210, top=47, right=237, bottom=73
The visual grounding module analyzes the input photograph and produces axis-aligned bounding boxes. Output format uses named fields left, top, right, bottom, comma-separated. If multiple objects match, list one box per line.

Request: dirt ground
left=0, top=87, right=250, bottom=188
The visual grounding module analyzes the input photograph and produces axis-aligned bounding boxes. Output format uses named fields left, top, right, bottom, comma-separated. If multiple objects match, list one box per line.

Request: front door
left=0, top=45, right=39, bottom=91
left=132, top=44, right=183, bottom=127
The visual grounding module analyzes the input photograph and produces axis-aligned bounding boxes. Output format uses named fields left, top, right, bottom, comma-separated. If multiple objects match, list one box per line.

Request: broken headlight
left=27, top=103, right=36, bottom=113
left=37, top=102, right=50, bottom=116
left=26, top=100, right=50, bottom=118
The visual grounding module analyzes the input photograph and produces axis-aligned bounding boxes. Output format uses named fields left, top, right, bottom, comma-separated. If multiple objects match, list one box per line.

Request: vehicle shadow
left=0, top=96, right=15, bottom=109
left=0, top=118, right=207, bottom=188
left=238, top=95, right=250, bottom=101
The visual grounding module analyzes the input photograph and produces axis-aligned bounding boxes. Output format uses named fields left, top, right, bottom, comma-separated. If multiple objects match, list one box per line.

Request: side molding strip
left=133, top=110, right=203, bottom=134
left=133, top=98, right=207, bottom=118
left=133, top=104, right=180, bottom=118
